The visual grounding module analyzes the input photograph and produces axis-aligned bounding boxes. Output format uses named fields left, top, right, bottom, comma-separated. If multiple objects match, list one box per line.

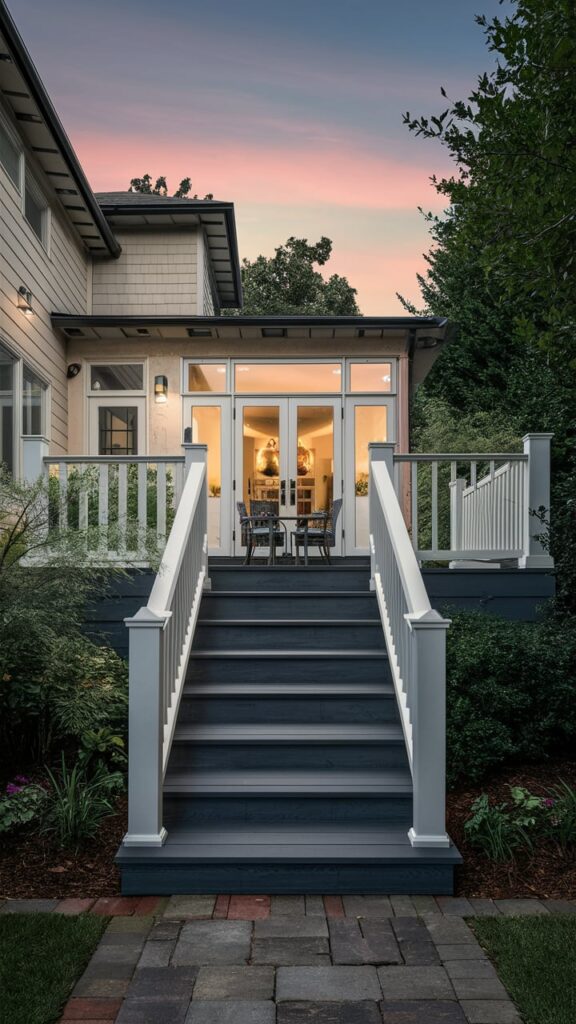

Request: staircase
left=117, top=560, right=460, bottom=894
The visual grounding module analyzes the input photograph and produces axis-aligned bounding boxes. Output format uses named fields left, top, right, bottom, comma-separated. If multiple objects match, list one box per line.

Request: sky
left=9, top=0, right=511, bottom=314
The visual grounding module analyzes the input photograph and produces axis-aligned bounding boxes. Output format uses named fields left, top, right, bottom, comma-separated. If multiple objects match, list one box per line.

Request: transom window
left=188, top=364, right=227, bottom=392
left=234, top=363, right=342, bottom=394
left=90, top=364, right=144, bottom=392
left=349, top=362, right=392, bottom=393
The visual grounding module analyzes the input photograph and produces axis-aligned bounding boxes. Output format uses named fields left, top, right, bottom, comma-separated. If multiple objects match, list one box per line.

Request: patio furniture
left=236, top=500, right=287, bottom=565
left=291, top=498, right=343, bottom=565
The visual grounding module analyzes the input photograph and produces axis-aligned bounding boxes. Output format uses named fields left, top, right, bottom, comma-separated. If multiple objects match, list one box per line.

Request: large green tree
left=401, top=0, right=576, bottom=611
left=223, top=236, right=360, bottom=316
left=129, top=174, right=213, bottom=200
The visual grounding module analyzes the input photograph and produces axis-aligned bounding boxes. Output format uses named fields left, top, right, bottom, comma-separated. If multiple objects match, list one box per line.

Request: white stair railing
left=369, top=443, right=450, bottom=848
left=123, top=444, right=208, bottom=847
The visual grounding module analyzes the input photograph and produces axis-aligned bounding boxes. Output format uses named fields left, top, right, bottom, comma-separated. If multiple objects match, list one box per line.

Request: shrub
left=0, top=776, right=47, bottom=835
left=464, top=783, right=576, bottom=861
left=43, top=755, right=124, bottom=849
left=464, top=792, right=533, bottom=861
left=446, top=612, right=576, bottom=787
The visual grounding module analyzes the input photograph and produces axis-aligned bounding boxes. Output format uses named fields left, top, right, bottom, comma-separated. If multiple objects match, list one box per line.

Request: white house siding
left=92, top=229, right=198, bottom=316
left=203, top=240, right=216, bottom=315
left=0, top=157, right=88, bottom=457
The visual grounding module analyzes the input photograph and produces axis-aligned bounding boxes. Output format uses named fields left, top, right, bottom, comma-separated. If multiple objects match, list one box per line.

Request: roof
left=0, top=1, right=120, bottom=258
left=95, top=194, right=243, bottom=308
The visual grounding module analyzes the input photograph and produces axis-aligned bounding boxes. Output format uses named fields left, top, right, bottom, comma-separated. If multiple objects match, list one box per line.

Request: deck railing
left=394, top=433, right=553, bottom=566
left=369, top=443, right=450, bottom=848
left=123, top=444, right=208, bottom=846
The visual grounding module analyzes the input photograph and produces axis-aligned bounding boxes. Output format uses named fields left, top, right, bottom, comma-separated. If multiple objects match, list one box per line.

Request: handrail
left=369, top=445, right=450, bottom=849
left=394, top=453, right=528, bottom=462
left=44, top=455, right=185, bottom=465
left=123, top=446, right=208, bottom=847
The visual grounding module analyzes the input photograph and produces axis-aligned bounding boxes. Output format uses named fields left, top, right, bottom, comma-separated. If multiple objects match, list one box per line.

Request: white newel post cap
left=368, top=441, right=395, bottom=475
left=182, top=442, right=208, bottom=472
left=21, top=436, right=50, bottom=484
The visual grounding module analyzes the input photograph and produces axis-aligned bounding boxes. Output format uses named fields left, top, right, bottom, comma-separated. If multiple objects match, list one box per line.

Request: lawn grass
left=0, top=912, right=108, bottom=1024
left=472, top=914, right=576, bottom=1024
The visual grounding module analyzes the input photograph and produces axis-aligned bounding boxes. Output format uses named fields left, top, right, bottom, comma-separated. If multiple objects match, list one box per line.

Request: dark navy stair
left=117, top=560, right=460, bottom=893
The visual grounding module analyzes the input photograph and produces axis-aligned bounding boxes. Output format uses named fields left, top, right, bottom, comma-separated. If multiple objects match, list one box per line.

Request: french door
left=234, top=397, right=342, bottom=558
left=344, top=396, right=394, bottom=555
left=182, top=396, right=232, bottom=556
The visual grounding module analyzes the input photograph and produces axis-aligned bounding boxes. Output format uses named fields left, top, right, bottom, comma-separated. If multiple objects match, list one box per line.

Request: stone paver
left=278, top=1002, right=382, bottom=1022
left=494, top=899, right=548, bottom=916
left=467, top=899, right=501, bottom=917
left=436, top=945, right=488, bottom=961
left=61, top=997, right=123, bottom=1019
left=323, top=895, right=345, bottom=917
left=459, top=1000, right=522, bottom=1023
left=252, top=936, right=330, bottom=965
left=378, top=964, right=455, bottom=1001
left=411, top=895, right=441, bottom=915
left=164, top=896, right=216, bottom=920
left=150, top=921, right=182, bottom=941
left=212, top=895, right=230, bottom=919
left=390, top=917, right=439, bottom=965
left=272, top=895, right=305, bottom=915
left=56, top=898, right=95, bottom=915
left=227, top=895, right=270, bottom=919
left=107, top=915, right=154, bottom=934
left=138, top=941, right=176, bottom=967
left=382, top=1000, right=468, bottom=1022
left=72, top=975, right=130, bottom=998
left=436, top=897, right=475, bottom=916
left=543, top=899, right=576, bottom=914
left=1, top=898, right=58, bottom=913
left=92, top=898, right=138, bottom=916
left=305, top=895, right=326, bottom=916
left=276, top=966, right=381, bottom=1002
left=116, top=1002, right=188, bottom=1024
left=172, top=920, right=251, bottom=965
left=389, top=895, right=418, bottom=917
left=329, top=918, right=402, bottom=965
left=343, top=895, right=393, bottom=918
left=126, top=966, right=198, bottom=1000
left=444, top=961, right=499, bottom=980
left=186, top=1001, right=275, bottom=1023
left=255, top=915, right=328, bottom=938
left=426, top=917, right=478, bottom=946
left=452, top=977, right=510, bottom=1000
left=192, top=966, right=275, bottom=1000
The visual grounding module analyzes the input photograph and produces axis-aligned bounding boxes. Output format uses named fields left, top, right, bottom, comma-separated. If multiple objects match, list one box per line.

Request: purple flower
left=14, top=775, right=30, bottom=784
left=6, top=783, right=23, bottom=796
left=544, top=798, right=555, bottom=808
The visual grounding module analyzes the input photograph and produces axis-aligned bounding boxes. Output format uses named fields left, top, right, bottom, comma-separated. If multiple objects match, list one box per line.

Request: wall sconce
left=154, top=374, right=168, bottom=404
left=17, top=285, right=34, bottom=316
left=67, top=363, right=81, bottom=379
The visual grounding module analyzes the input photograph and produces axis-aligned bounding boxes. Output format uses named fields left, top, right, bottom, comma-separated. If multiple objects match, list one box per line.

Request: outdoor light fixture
left=154, top=374, right=168, bottom=403
left=17, top=285, right=34, bottom=316
left=67, top=363, right=81, bottom=379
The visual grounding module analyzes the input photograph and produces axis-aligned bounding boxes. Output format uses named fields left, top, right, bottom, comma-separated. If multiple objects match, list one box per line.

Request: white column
left=122, top=607, right=169, bottom=847
left=21, top=436, right=50, bottom=484
left=368, top=443, right=395, bottom=590
left=407, top=609, right=451, bottom=848
left=182, top=443, right=211, bottom=588
left=519, top=433, right=554, bottom=569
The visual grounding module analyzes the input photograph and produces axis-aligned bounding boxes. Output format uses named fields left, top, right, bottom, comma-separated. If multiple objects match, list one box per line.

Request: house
left=0, top=1, right=554, bottom=893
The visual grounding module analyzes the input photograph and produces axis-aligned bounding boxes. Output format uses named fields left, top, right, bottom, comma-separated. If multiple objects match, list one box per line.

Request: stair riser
left=169, top=742, right=409, bottom=772
left=210, top=569, right=370, bottom=592
left=178, top=696, right=399, bottom=725
left=201, top=594, right=378, bottom=620
left=193, top=623, right=386, bottom=651
left=120, top=862, right=455, bottom=895
left=163, top=795, right=413, bottom=826
left=187, top=657, right=390, bottom=686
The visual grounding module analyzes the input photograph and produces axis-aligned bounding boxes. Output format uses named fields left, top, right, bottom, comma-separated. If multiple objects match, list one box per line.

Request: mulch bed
left=448, top=759, right=576, bottom=899
left=2, top=763, right=576, bottom=900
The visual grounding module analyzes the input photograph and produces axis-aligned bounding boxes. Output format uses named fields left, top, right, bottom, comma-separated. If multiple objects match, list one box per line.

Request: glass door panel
left=344, top=397, right=393, bottom=554
left=183, top=397, right=231, bottom=555
left=234, top=398, right=288, bottom=557
left=89, top=398, right=146, bottom=456
left=288, top=398, right=342, bottom=556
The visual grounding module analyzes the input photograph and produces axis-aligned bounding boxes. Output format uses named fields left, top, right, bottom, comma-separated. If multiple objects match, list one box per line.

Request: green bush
left=464, top=783, right=576, bottom=861
left=446, top=612, right=576, bottom=787
left=43, top=754, right=124, bottom=849
left=0, top=776, right=47, bottom=835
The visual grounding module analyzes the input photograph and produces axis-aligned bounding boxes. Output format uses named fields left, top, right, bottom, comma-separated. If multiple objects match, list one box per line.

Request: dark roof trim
left=52, top=313, right=447, bottom=330
left=0, top=1, right=121, bottom=258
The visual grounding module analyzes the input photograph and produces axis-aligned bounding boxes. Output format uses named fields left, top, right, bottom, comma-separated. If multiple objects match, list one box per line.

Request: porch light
left=154, top=374, right=168, bottom=403
left=17, top=285, right=34, bottom=316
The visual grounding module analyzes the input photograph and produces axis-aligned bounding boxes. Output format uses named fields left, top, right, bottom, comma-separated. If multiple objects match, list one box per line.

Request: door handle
left=290, top=479, right=296, bottom=506
left=280, top=479, right=286, bottom=505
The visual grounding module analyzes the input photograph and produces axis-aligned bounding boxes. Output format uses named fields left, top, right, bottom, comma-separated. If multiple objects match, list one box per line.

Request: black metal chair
left=236, top=500, right=287, bottom=565
left=292, top=498, right=343, bottom=565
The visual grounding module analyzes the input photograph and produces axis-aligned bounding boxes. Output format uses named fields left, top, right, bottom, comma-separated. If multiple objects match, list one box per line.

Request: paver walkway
left=3, top=894, right=575, bottom=1022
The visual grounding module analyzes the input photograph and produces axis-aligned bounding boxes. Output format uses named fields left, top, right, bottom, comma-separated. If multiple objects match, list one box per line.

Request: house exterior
left=0, top=2, right=555, bottom=894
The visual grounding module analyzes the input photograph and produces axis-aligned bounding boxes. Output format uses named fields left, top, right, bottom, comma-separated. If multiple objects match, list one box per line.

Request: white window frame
left=23, top=169, right=50, bottom=253
left=87, top=360, right=147, bottom=397
left=88, top=397, right=147, bottom=457
left=231, top=358, right=345, bottom=396
left=22, top=361, right=49, bottom=437
left=0, top=108, right=23, bottom=193
left=345, top=358, right=397, bottom=395
left=182, top=358, right=230, bottom=395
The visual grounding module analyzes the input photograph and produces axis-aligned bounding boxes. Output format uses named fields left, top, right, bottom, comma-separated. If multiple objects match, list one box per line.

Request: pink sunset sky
left=10, top=0, right=509, bottom=313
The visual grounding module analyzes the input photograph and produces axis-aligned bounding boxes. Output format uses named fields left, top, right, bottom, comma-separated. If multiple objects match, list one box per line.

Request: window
left=349, top=362, right=392, bottom=393
left=22, top=365, right=47, bottom=435
left=0, top=343, right=15, bottom=472
left=90, top=364, right=144, bottom=392
left=234, top=363, right=342, bottom=394
left=0, top=117, right=21, bottom=189
left=187, top=364, right=227, bottom=392
left=98, top=407, right=139, bottom=455
left=24, top=174, right=48, bottom=246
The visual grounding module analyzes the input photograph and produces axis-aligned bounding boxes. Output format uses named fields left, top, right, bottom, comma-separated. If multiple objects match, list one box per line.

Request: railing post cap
left=405, top=609, right=451, bottom=629
left=182, top=442, right=208, bottom=450
left=369, top=442, right=395, bottom=450
left=124, top=607, right=170, bottom=628
left=522, top=433, right=554, bottom=443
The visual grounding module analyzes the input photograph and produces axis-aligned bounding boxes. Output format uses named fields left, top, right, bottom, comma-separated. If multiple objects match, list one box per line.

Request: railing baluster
left=137, top=461, right=148, bottom=555
left=157, top=462, right=167, bottom=542
left=431, top=461, right=438, bottom=555
left=411, top=461, right=418, bottom=551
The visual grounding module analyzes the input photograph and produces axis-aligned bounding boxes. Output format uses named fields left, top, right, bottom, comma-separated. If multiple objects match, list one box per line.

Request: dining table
left=248, top=511, right=327, bottom=566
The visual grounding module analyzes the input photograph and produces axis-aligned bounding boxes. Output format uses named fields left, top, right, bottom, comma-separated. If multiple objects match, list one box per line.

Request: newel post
left=519, top=433, right=554, bottom=569
left=22, top=435, right=50, bottom=484
left=407, top=609, right=451, bottom=848
left=122, top=607, right=169, bottom=847
left=182, top=442, right=210, bottom=588
left=368, top=443, right=395, bottom=591
left=449, top=477, right=465, bottom=554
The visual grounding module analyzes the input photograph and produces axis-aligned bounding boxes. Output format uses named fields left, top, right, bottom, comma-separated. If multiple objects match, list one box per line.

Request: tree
left=129, top=174, right=213, bottom=200
left=222, top=236, right=360, bottom=316
left=400, top=0, right=576, bottom=612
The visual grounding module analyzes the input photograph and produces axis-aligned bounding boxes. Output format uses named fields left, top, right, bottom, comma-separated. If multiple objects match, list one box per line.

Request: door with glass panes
left=234, top=397, right=342, bottom=559
left=182, top=396, right=231, bottom=556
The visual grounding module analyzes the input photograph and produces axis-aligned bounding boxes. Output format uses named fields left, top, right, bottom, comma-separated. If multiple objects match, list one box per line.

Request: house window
left=187, top=364, right=227, bottom=392
left=234, top=363, right=342, bottom=394
left=90, top=364, right=144, bottom=392
left=98, top=407, right=139, bottom=455
left=22, top=365, right=47, bottom=436
left=24, top=174, right=48, bottom=246
left=349, top=362, right=392, bottom=393
left=0, top=343, right=15, bottom=472
left=0, top=116, right=21, bottom=189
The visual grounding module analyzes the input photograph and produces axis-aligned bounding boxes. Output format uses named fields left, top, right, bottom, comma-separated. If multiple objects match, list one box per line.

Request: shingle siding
left=92, top=229, right=199, bottom=315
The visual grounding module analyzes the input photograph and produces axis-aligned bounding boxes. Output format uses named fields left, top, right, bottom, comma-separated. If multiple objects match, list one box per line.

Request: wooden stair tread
left=181, top=682, right=394, bottom=698
left=173, top=723, right=404, bottom=743
left=164, top=769, right=412, bottom=795
left=188, top=649, right=388, bottom=659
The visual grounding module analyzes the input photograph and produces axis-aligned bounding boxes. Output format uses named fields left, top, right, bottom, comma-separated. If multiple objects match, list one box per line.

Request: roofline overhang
left=0, top=1, right=121, bottom=258
left=97, top=202, right=243, bottom=307
left=52, top=313, right=448, bottom=331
